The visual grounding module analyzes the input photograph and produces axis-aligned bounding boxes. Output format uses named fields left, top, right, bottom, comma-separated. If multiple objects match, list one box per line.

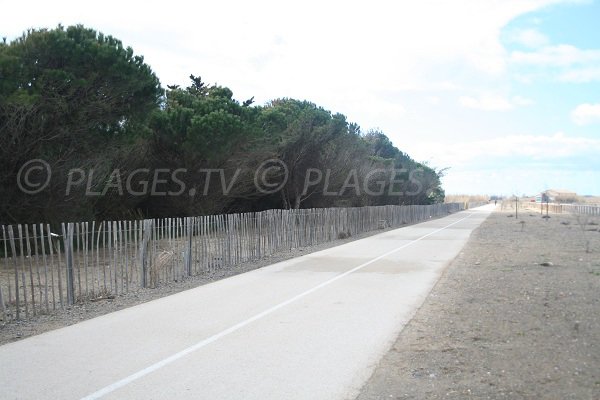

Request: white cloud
left=0, top=0, right=566, bottom=107
left=571, top=103, right=600, bottom=125
left=512, top=95, right=535, bottom=106
left=458, top=94, right=534, bottom=111
left=427, top=96, right=441, bottom=105
left=442, top=168, right=600, bottom=196
left=431, top=130, right=600, bottom=195
left=410, top=132, right=600, bottom=167
left=509, top=28, right=549, bottom=48
left=559, top=67, right=600, bottom=82
left=459, top=95, right=513, bottom=111
left=511, top=44, right=600, bottom=67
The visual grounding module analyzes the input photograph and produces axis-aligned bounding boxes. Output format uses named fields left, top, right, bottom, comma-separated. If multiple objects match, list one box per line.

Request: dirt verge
left=357, top=210, right=600, bottom=400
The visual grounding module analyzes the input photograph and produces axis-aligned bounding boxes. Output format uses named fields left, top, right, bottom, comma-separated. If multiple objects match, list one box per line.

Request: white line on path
left=81, top=212, right=474, bottom=400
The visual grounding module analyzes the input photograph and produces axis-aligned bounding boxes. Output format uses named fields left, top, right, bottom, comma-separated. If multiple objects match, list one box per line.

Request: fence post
left=7, top=226, right=20, bottom=319
left=185, top=217, right=193, bottom=276
left=63, top=223, right=75, bottom=305
left=0, top=283, right=4, bottom=322
left=139, top=219, right=153, bottom=288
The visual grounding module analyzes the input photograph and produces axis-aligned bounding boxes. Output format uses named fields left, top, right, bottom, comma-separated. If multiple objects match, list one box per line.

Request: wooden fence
left=0, top=203, right=464, bottom=321
left=520, top=202, right=600, bottom=216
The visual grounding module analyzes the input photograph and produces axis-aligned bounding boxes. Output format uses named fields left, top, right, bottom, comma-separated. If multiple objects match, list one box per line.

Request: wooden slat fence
left=0, top=203, right=464, bottom=321
left=520, top=202, right=600, bottom=216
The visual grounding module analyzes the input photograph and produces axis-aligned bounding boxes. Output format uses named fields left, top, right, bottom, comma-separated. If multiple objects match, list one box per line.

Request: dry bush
left=571, top=213, right=593, bottom=253
left=337, top=231, right=351, bottom=239
left=579, top=196, right=600, bottom=205
left=149, top=250, right=175, bottom=288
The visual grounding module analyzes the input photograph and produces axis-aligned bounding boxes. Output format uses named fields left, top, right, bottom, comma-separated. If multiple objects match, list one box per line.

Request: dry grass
left=444, top=194, right=489, bottom=204
left=579, top=196, right=600, bottom=205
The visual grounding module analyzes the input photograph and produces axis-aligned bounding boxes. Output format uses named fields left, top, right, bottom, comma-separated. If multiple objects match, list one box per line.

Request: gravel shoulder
left=357, top=210, right=600, bottom=400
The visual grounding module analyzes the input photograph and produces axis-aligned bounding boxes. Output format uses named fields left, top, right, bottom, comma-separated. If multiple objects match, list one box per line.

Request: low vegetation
left=444, top=194, right=489, bottom=204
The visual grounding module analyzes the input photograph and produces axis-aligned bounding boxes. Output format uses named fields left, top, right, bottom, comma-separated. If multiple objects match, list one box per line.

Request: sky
left=2, top=0, right=599, bottom=196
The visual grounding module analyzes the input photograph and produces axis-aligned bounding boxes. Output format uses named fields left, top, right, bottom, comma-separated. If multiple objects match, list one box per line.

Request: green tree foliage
left=0, top=25, right=446, bottom=223
left=362, top=130, right=445, bottom=205
left=254, top=99, right=355, bottom=208
left=1, top=25, right=161, bottom=144
left=0, top=25, right=163, bottom=222
left=139, top=76, right=262, bottom=216
left=152, top=76, right=258, bottom=160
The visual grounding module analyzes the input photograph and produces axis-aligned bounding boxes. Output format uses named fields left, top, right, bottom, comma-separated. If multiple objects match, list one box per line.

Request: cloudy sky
left=3, top=0, right=599, bottom=196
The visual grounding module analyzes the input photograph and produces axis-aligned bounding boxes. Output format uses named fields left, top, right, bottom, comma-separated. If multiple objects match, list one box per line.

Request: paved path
left=0, top=206, right=493, bottom=400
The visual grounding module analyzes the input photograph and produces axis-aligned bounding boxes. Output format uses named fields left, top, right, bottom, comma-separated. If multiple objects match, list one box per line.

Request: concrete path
left=0, top=206, right=493, bottom=400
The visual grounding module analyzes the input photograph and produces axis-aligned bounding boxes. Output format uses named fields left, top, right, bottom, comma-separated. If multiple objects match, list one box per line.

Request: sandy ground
left=357, top=210, right=600, bottom=400
left=0, top=224, right=407, bottom=346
